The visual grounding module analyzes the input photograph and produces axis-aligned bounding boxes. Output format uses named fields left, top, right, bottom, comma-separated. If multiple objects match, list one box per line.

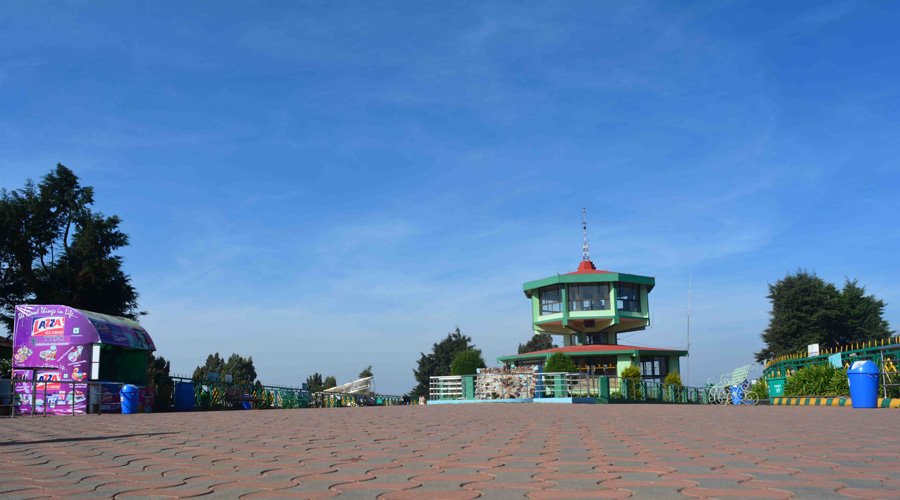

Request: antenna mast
left=582, top=208, right=589, bottom=261
left=686, top=272, right=692, bottom=386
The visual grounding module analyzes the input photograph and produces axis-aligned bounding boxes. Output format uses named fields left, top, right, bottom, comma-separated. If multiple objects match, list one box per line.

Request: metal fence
left=429, top=375, right=463, bottom=400
left=763, top=336, right=900, bottom=399
left=0, top=378, right=124, bottom=417
left=171, top=377, right=406, bottom=410
left=171, top=376, right=310, bottom=410
left=429, top=372, right=709, bottom=404
left=613, top=377, right=708, bottom=404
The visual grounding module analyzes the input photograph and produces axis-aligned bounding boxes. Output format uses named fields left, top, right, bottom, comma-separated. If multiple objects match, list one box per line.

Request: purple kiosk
left=12, top=304, right=155, bottom=415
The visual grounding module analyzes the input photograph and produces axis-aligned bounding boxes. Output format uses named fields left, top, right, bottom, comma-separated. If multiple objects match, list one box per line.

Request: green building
left=498, top=214, right=687, bottom=383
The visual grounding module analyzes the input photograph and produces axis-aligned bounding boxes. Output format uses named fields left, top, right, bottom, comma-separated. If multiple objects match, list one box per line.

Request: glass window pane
left=539, top=286, right=562, bottom=315
left=568, top=284, right=610, bottom=311
left=616, top=283, right=642, bottom=312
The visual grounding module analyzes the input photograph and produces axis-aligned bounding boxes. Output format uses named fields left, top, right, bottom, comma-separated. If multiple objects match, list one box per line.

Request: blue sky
left=2, top=1, right=898, bottom=392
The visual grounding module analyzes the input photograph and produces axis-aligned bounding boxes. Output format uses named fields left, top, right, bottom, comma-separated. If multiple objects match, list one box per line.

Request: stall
left=12, top=304, right=155, bottom=415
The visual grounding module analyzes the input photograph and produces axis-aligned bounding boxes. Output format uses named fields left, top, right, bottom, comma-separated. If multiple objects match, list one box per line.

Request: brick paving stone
left=1, top=405, right=899, bottom=498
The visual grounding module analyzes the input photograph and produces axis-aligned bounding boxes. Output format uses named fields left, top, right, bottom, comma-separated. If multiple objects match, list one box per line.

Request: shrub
left=664, top=371, right=682, bottom=387
left=544, top=352, right=576, bottom=373
left=746, top=378, right=768, bottom=400
left=784, top=364, right=850, bottom=397
left=450, top=349, right=485, bottom=376
left=620, top=365, right=643, bottom=399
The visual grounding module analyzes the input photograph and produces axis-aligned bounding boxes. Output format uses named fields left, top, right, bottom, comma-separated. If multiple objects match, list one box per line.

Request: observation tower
left=498, top=210, right=687, bottom=382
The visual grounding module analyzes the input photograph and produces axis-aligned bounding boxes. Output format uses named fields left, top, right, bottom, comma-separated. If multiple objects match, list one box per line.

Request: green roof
left=523, top=272, right=655, bottom=297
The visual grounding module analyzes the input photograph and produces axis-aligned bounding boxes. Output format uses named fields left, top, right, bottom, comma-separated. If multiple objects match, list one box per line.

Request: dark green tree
left=0, top=164, right=141, bottom=334
left=543, top=352, right=576, bottom=373
left=840, top=279, right=892, bottom=345
left=450, top=349, right=485, bottom=375
left=755, top=271, right=842, bottom=362
left=756, top=271, right=893, bottom=362
left=192, top=352, right=257, bottom=384
left=323, top=375, right=337, bottom=390
left=306, top=372, right=324, bottom=392
left=410, top=327, right=478, bottom=398
left=147, top=354, right=173, bottom=410
left=224, top=353, right=257, bottom=385
left=358, top=365, right=373, bottom=379
left=518, top=333, right=555, bottom=354
left=192, top=353, right=226, bottom=382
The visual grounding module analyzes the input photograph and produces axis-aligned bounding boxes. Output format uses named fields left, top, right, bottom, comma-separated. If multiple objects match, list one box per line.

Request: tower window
left=539, top=285, right=562, bottom=315
left=568, top=284, right=610, bottom=311
left=617, top=283, right=642, bottom=312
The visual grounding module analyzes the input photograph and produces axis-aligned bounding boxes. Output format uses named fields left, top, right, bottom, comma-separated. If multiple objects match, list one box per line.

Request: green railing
left=172, top=377, right=310, bottom=410
left=170, top=377, right=406, bottom=410
left=763, top=336, right=900, bottom=399
left=763, top=337, right=900, bottom=379
left=309, top=392, right=405, bottom=407
left=613, top=377, right=709, bottom=404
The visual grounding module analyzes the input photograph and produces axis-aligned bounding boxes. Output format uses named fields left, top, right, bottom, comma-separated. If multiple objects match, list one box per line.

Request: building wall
left=668, top=355, right=682, bottom=377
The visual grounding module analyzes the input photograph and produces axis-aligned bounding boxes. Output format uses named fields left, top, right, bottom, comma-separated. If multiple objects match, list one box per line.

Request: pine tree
left=518, top=333, right=556, bottom=354
left=410, top=327, right=477, bottom=398
left=756, top=271, right=893, bottom=362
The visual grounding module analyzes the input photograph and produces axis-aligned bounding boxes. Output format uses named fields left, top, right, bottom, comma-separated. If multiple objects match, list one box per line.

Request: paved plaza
left=1, top=404, right=899, bottom=499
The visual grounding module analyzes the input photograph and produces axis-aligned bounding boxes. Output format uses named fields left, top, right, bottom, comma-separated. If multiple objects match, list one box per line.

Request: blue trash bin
left=848, top=360, right=879, bottom=408
left=174, top=382, right=195, bottom=411
left=120, top=384, right=140, bottom=414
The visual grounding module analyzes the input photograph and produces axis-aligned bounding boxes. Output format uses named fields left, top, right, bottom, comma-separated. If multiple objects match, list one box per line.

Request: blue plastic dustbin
left=120, top=384, right=140, bottom=414
left=174, top=382, right=195, bottom=411
left=848, top=360, right=879, bottom=408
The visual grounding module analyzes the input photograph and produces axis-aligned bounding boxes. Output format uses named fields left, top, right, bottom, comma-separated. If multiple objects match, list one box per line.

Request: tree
left=756, top=271, right=893, bottom=362
left=358, top=365, right=373, bottom=379
left=323, top=375, right=337, bottom=390
left=306, top=372, right=324, bottom=392
left=518, top=333, right=555, bottom=354
left=192, top=353, right=226, bottom=381
left=192, top=352, right=257, bottom=384
left=0, top=164, right=141, bottom=334
left=147, top=354, right=173, bottom=410
left=544, top=352, right=576, bottom=373
left=663, top=371, right=682, bottom=387
left=840, top=279, right=892, bottom=345
left=450, top=349, right=485, bottom=376
left=620, top=364, right=643, bottom=398
left=223, top=353, right=257, bottom=385
left=410, top=327, right=479, bottom=399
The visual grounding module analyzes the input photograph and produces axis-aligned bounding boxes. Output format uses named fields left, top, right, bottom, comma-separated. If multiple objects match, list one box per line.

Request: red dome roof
left=567, top=259, right=613, bottom=275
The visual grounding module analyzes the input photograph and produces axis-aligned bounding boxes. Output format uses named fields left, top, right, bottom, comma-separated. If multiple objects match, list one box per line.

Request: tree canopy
left=410, top=327, right=479, bottom=398
left=543, top=352, right=576, bottom=373
left=147, top=354, right=173, bottom=410
left=518, top=333, right=556, bottom=354
left=450, top=349, right=485, bottom=376
left=358, top=365, right=373, bottom=379
left=306, top=372, right=324, bottom=392
left=756, top=271, right=893, bottom=362
left=0, top=164, right=141, bottom=334
left=323, top=375, right=337, bottom=390
left=192, top=352, right=258, bottom=385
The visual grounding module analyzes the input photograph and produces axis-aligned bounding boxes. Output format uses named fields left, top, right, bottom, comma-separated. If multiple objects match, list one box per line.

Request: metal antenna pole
left=582, top=208, right=589, bottom=261
left=686, top=272, right=692, bottom=386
